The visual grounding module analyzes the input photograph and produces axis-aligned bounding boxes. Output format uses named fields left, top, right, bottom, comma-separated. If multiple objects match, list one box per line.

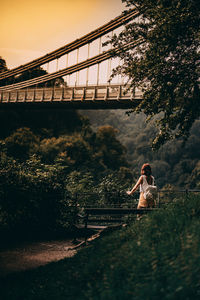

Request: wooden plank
left=87, top=218, right=123, bottom=223
left=76, top=224, right=108, bottom=230
left=84, top=208, right=156, bottom=215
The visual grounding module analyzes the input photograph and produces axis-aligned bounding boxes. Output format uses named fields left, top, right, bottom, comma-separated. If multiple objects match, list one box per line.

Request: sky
left=1, top=0, right=125, bottom=69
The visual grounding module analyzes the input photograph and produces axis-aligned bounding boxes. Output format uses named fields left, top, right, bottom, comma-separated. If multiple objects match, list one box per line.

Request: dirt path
left=0, top=238, right=84, bottom=278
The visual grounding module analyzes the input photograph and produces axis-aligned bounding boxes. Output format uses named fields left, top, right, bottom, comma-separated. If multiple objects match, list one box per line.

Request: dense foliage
left=0, top=56, right=136, bottom=242
left=109, top=0, right=200, bottom=148
left=0, top=57, right=7, bottom=73
left=0, top=107, right=199, bottom=241
left=0, top=109, right=134, bottom=242
left=1, top=195, right=200, bottom=299
left=0, top=156, right=70, bottom=241
left=81, top=109, right=200, bottom=188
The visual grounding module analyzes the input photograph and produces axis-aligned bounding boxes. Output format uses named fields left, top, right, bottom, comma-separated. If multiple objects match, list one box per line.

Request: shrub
left=0, top=156, right=76, bottom=242
left=4, top=128, right=39, bottom=160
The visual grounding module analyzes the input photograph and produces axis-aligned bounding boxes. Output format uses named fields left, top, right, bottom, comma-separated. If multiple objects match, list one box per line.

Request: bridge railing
left=71, top=189, right=200, bottom=234
left=71, top=189, right=200, bottom=209
left=0, top=84, right=143, bottom=105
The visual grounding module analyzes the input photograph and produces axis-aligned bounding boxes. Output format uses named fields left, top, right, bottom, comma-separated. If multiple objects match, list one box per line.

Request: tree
left=11, top=67, right=65, bottom=87
left=95, top=125, right=127, bottom=169
left=109, top=0, right=200, bottom=149
left=4, top=127, right=39, bottom=159
left=0, top=57, right=7, bottom=73
left=0, top=57, right=65, bottom=87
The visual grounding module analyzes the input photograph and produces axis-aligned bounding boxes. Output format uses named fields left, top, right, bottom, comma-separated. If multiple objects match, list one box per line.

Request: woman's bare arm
left=126, top=176, right=143, bottom=195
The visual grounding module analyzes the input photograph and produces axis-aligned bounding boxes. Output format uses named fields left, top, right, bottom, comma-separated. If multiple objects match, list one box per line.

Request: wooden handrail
left=84, top=207, right=156, bottom=215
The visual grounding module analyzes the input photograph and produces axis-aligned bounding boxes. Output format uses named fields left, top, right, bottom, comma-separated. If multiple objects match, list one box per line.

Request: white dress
left=140, top=175, right=155, bottom=194
left=138, top=175, right=155, bottom=208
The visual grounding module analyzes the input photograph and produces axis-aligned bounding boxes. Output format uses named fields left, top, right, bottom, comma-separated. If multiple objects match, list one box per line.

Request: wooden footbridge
left=73, top=189, right=197, bottom=241
left=75, top=207, right=156, bottom=242
left=83, top=207, right=156, bottom=229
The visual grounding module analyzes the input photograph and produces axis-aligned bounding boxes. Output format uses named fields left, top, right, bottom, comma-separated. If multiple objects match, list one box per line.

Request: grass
left=0, top=195, right=200, bottom=299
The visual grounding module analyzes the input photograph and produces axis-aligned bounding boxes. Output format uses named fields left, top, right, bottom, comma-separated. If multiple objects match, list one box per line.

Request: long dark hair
left=141, top=163, right=152, bottom=176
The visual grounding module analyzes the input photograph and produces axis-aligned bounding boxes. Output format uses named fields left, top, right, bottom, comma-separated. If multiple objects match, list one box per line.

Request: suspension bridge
left=0, top=9, right=142, bottom=109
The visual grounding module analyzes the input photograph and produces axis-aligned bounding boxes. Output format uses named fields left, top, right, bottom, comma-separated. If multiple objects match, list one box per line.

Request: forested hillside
left=80, top=110, right=200, bottom=189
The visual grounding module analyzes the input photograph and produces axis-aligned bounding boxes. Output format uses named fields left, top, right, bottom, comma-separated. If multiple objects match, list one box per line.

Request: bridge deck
left=0, top=85, right=142, bottom=109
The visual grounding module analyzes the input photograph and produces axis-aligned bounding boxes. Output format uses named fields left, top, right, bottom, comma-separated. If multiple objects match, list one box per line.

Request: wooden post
left=185, top=189, right=189, bottom=200
left=157, top=191, right=160, bottom=208
left=81, top=87, right=86, bottom=101
left=104, top=86, right=109, bottom=100
left=15, top=90, right=18, bottom=102
left=92, top=87, right=97, bottom=101
left=24, top=88, right=28, bottom=102
left=70, top=87, right=74, bottom=100
left=7, top=91, right=11, bottom=102
left=72, top=193, right=78, bottom=244
left=60, top=87, right=65, bottom=101
left=117, top=85, right=122, bottom=100
left=84, top=212, right=89, bottom=243
left=41, top=88, right=44, bottom=101
left=51, top=88, right=54, bottom=101
left=32, top=88, right=36, bottom=102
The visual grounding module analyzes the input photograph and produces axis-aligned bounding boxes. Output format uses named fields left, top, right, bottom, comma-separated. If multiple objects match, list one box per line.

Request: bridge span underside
left=0, top=85, right=142, bottom=110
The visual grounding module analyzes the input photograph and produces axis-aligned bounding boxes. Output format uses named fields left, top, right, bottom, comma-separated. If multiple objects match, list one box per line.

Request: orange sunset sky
left=1, top=0, right=125, bottom=69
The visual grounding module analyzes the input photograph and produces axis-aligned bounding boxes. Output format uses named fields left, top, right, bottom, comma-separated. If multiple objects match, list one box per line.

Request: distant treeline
left=80, top=110, right=200, bottom=189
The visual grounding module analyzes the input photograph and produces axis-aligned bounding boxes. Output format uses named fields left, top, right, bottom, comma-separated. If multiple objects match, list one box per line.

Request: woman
left=126, top=163, right=156, bottom=208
